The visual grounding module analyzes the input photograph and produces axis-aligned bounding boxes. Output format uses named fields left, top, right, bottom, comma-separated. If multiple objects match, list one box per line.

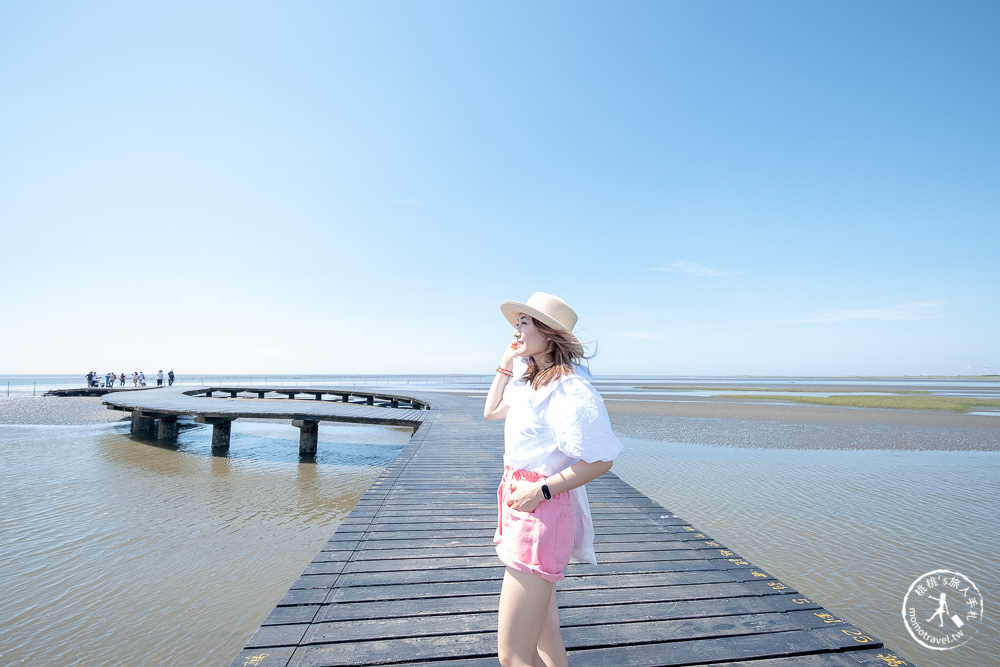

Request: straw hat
left=500, top=292, right=578, bottom=332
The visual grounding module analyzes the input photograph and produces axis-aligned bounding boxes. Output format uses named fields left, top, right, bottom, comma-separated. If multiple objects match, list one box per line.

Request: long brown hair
left=523, top=318, right=588, bottom=389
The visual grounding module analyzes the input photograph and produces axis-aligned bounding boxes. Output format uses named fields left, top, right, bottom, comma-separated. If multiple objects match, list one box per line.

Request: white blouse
left=501, top=358, right=624, bottom=564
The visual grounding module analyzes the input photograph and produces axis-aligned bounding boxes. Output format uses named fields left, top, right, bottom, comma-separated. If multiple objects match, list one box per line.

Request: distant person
left=109, top=372, right=117, bottom=387
left=132, top=371, right=139, bottom=387
left=484, top=292, right=623, bottom=666
left=104, top=372, right=111, bottom=387
left=120, top=372, right=126, bottom=387
left=168, top=370, right=175, bottom=386
left=156, top=370, right=164, bottom=387
left=86, top=371, right=93, bottom=387
left=138, top=371, right=146, bottom=387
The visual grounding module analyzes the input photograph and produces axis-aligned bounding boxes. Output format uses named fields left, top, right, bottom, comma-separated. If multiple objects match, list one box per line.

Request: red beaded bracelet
left=496, top=366, right=513, bottom=377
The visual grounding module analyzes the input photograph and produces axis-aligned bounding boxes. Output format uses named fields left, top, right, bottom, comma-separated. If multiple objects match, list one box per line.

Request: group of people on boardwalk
left=86, top=369, right=175, bottom=388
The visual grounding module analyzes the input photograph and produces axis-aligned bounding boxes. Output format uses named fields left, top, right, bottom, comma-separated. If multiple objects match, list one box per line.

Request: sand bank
left=606, top=396, right=1000, bottom=451
left=4, top=394, right=998, bottom=452
left=0, top=397, right=128, bottom=425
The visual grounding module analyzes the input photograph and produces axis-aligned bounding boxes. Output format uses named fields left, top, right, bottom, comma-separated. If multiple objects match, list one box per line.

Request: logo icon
left=902, top=569, right=983, bottom=651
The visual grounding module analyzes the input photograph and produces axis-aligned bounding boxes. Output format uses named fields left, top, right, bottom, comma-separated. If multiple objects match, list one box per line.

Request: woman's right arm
left=483, top=341, right=517, bottom=421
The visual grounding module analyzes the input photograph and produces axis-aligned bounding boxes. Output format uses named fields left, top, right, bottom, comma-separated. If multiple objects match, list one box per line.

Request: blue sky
left=2, top=1, right=997, bottom=376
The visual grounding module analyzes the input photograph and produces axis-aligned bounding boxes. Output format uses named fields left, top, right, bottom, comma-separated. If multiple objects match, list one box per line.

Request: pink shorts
left=494, top=466, right=575, bottom=582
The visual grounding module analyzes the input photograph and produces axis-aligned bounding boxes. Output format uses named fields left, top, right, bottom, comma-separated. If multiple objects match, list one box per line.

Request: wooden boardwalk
left=102, top=387, right=428, bottom=454
left=226, top=390, right=916, bottom=667
left=102, top=387, right=429, bottom=426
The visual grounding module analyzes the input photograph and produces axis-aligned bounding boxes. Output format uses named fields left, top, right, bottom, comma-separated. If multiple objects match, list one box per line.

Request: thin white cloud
left=650, top=260, right=742, bottom=277
left=791, top=301, right=946, bottom=324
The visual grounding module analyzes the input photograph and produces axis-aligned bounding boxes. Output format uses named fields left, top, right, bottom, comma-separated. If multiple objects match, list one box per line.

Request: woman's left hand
left=506, top=480, right=544, bottom=513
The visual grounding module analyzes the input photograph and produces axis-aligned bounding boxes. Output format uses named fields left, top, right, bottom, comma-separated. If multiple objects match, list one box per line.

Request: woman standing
left=484, top=292, right=623, bottom=667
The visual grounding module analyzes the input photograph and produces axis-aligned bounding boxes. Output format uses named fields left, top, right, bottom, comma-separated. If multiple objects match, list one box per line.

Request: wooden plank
left=560, top=630, right=845, bottom=666
left=226, top=388, right=916, bottom=667
left=101, top=387, right=428, bottom=427
left=705, top=650, right=917, bottom=666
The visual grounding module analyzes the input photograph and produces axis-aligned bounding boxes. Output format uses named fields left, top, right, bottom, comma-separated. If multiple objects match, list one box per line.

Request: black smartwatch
left=540, top=483, right=552, bottom=501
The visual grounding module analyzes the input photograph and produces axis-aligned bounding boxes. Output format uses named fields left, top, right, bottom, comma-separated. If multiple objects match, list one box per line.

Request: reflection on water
left=612, top=436, right=1000, bottom=667
left=0, top=420, right=407, bottom=667
left=3, top=407, right=999, bottom=667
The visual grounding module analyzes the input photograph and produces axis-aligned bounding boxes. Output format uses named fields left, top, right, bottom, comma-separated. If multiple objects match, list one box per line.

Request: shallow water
left=0, top=419, right=408, bottom=667
left=611, top=435, right=1000, bottom=667
left=2, top=379, right=999, bottom=667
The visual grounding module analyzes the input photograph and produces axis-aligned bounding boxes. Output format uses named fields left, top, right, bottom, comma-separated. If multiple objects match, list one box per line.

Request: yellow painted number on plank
left=842, top=628, right=876, bottom=643
left=814, top=612, right=843, bottom=624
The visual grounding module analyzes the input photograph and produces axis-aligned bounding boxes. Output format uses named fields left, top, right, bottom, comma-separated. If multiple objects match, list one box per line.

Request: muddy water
left=611, top=435, right=1000, bottom=667
left=2, top=399, right=998, bottom=667
left=0, top=419, right=408, bottom=666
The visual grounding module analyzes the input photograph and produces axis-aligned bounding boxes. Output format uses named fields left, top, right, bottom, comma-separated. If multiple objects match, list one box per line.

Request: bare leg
left=536, top=585, right=568, bottom=667
left=498, top=568, right=565, bottom=667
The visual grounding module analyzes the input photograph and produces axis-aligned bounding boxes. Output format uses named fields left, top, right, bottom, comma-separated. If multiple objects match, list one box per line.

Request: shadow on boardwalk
left=208, top=390, right=917, bottom=666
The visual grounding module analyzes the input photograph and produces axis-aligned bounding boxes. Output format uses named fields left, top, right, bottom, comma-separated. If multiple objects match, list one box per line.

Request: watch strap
left=540, top=483, right=551, bottom=501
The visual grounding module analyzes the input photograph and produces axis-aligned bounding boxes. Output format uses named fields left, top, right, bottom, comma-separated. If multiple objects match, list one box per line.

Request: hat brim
left=500, top=301, right=572, bottom=332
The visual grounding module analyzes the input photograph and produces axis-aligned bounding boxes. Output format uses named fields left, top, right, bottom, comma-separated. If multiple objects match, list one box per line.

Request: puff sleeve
left=547, top=377, right=624, bottom=462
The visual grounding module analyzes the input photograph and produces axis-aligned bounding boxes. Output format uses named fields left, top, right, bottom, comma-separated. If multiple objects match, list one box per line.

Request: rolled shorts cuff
left=494, top=466, right=575, bottom=582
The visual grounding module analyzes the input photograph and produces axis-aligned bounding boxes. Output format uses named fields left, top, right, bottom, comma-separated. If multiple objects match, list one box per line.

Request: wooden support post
left=391, top=399, right=399, bottom=408
left=313, top=393, right=323, bottom=400
left=195, top=415, right=235, bottom=449
left=230, top=390, right=238, bottom=398
left=212, top=421, right=232, bottom=449
left=293, top=419, right=319, bottom=457
left=366, top=396, right=374, bottom=405
left=131, top=413, right=155, bottom=435
left=340, top=393, right=350, bottom=403
left=257, top=391, right=267, bottom=399
left=157, top=415, right=178, bottom=440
